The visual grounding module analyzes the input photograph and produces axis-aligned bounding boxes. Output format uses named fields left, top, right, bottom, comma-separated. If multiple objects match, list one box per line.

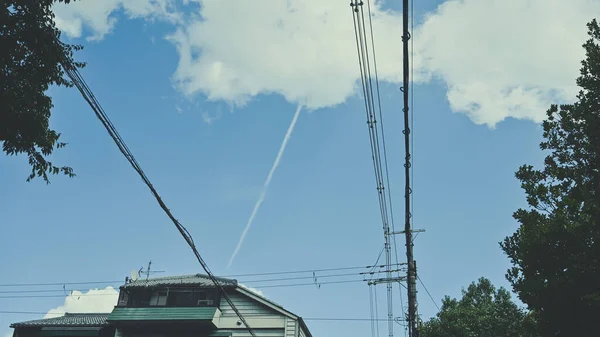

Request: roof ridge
left=122, top=273, right=237, bottom=289
left=64, top=313, right=109, bottom=316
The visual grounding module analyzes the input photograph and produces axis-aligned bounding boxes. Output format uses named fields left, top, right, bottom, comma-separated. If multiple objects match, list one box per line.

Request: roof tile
left=122, top=274, right=237, bottom=289
left=11, top=314, right=108, bottom=328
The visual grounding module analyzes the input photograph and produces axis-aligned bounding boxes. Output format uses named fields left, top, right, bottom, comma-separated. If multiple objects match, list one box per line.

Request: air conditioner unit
left=197, top=300, right=214, bottom=306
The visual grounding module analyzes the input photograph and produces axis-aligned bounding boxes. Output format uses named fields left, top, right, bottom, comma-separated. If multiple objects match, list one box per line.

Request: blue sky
left=1, top=1, right=598, bottom=337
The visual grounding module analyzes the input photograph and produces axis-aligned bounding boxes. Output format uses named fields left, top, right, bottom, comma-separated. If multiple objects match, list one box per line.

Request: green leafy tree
left=500, top=19, right=600, bottom=336
left=1, top=1, right=84, bottom=183
left=419, top=278, right=535, bottom=337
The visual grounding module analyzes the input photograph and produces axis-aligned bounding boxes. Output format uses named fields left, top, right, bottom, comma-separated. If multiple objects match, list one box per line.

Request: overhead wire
left=350, top=2, right=404, bottom=337
left=0, top=311, right=406, bottom=323
left=417, top=276, right=439, bottom=312
left=0, top=264, right=406, bottom=289
left=367, top=245, right=386, bottom=282
left=369, top=286, right=376, bottom=337
left=0, top=274, right=418, bottom=298
left=0, top=280, right=364, bottom=299
left=363, top=2, right=409, bottom=334
left=374, top=284, right=381, bottom=337
left=0, top=276, right=366, bottom=295
left=53, top=37, right=256, bottom=337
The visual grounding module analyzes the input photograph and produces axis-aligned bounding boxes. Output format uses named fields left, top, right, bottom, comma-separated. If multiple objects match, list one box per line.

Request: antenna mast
left=139, top=260, right=165, bottom=280
left=402, top=0, right=418, bottom=334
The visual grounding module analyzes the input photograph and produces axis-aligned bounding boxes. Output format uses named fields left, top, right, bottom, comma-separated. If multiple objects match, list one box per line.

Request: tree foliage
left=1, top=0, right=84, bottom=183
left=419, top=278, right=537, bottom=337
left=500, top=19, right=600, bottom=336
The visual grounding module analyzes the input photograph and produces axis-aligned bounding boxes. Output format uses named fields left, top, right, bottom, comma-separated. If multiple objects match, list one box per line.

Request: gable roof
left=11, top=314, right=109, bottom=328
left=121, top=274, right=237, bottom=289
left=234, top=287, right=313, bottom=337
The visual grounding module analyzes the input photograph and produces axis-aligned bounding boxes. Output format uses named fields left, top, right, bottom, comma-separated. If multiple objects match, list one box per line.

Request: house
left=10, top=274, right=313, bottom=337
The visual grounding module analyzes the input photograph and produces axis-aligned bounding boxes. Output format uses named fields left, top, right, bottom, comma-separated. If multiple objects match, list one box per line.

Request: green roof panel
left=40, top=327, right=102, bottom=337
left=107, top=307, right=220, bottom=323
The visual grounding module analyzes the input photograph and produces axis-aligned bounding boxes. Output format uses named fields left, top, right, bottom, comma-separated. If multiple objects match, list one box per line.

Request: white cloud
left=4, top=330, right=14, bottom=337
left=167, top=0, right=402, bottom=109
left=52, top=0, right=600, bottom=126
left=239, top=283, right=264, bottom=297
left=52, top=0, right=180, bottom=41
left=414, top=0, right=599, bottom=126
left=44, top=287, right=119, bottom=317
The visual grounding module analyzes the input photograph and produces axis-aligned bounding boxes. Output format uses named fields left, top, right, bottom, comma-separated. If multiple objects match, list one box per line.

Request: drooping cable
left=417, top=276, right=440, bottom=311
left=54, top=39, right=256, bottom=337
left=0, top=263, right=407, bottom=290
left=363, top=2, right=408, bottom=334
left=350, top=2, right=400, bottom=337
left=0, top=311, right=406, bottom=323
left=374, top=284, right=381, bottom=337
left=369, top=285, right=376, bottom=337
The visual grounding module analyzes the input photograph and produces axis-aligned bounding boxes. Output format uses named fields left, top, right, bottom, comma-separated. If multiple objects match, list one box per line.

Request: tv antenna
left=139, top=261, right=165, bottom=281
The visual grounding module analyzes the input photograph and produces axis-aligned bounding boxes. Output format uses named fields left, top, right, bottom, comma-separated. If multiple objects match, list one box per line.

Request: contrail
left=228, top=105, right=303, bottom=268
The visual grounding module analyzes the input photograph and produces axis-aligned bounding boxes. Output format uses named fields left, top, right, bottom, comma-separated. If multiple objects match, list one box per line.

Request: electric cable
left=374, top=283, right=381, bottom=337
left=0, top=279, right=378, bottom=298
left=0, top=311, right=408, bottom=322
left=53, top=37, right=256, bottom=337
left=0, top=264, right=406, bottom=289
left=417, top=276, right=439, bottom=311
left=369, top=285, right=376, bottom=337
left=349, top=3, right=408, bottom=337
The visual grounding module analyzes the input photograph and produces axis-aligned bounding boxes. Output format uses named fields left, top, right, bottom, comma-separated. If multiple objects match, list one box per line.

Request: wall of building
left=218, top=290, right=287, bottom=332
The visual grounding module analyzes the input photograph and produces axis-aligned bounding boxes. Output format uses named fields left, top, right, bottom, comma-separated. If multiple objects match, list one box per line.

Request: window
left=149, top=290, right=168, bottom=306
left=166, top=290, right=215, bottom=307
left=118, top=291, right=129, bottom=306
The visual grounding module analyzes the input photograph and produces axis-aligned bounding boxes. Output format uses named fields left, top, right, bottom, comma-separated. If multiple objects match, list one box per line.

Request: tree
left=500, top=19, right=600, bottom=336
left=419, top=278, right=536, bottom=337
left=1, top=1, right=84, bottom=183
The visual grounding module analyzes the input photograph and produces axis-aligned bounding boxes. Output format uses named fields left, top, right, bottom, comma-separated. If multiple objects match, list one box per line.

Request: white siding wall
left=219, top=290, right=287, bottom=332
left=231, top=329, right=285, bottom=337
left=220, top=291, right=275, bottom=316
left=284, top=317, right=297, bottom=337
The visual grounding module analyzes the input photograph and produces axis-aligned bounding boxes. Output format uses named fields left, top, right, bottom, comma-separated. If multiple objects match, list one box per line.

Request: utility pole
left=401, top=0, right=419, bottom=334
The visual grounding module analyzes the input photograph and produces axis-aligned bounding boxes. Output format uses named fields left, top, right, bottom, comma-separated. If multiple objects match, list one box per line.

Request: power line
left=417, top=276, right=440, bottom=312
left=0, top=311, right=405, bottom=323
left=227, top=265, right=392, bottom=278
left=369, top=286, right=376, bottom=337
left=0, top=281, right=121, bottom=288
left=0, top=275, right=408, bottom=296
left=0, top=279, right=373, bottom=298
left=55, top=38, right=256, bottom=337
left=349, top=3, right=402, bottom=337
left=0, top=264, right=406, bottom=288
